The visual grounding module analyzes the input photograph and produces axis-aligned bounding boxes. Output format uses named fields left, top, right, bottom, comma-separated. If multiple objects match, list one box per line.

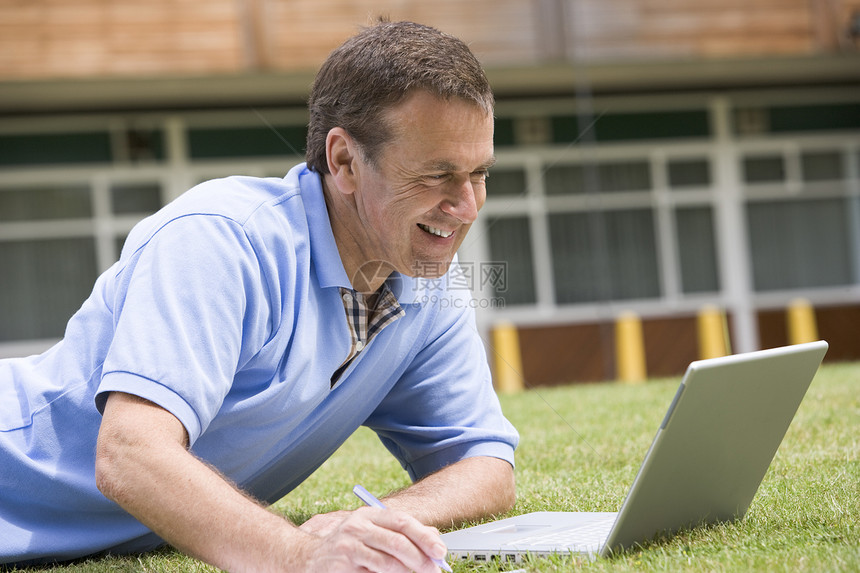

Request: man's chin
left=407, top=259, right=453, bottom=278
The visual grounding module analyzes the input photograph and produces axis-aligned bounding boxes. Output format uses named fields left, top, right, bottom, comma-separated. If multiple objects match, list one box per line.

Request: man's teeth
left=418, top=224, right=453, bottom=238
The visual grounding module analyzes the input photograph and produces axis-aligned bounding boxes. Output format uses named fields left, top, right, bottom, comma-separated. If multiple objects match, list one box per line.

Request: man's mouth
left=417, top=223, right=454, bottom=238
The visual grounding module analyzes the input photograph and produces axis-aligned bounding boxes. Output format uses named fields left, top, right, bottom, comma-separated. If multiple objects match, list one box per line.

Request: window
left=0, top=238, right=98, bottom=341
left=801, top=150, right=843, bottom=182
left=486, top=216, right=536, bottom=305
left=1, top=96, right=857, bottom=354
left=111, top=182, right=163, bottom=215
left=545, top=160, right=651, bottom=195
left=743, top=155, right=785, bottom=183
left=675, top=206, right=720, bottom=293
left=668, top=158, right=711, bottom=188
left=747, top=198, right=854, bottom=291
left=549, top=209, right=660, bottom=303
left=0, top=185, right=92, bottom=222
left=550, top=110, right=710, bottom=143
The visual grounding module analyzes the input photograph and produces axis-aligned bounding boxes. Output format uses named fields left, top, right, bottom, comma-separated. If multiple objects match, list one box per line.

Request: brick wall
left=0, top=0, right=857, bottom=80
left=0, top=0, right=245, bottom=79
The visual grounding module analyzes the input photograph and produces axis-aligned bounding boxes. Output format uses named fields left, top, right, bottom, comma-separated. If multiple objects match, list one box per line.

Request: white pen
left=353, top=484, right=453, bottom=572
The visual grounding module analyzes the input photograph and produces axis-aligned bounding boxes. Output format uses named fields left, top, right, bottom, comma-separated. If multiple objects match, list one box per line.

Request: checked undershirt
left=330, top=282, right=405, bottom=387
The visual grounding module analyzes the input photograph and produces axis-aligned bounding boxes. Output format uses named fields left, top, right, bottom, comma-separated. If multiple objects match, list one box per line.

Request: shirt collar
left=300, top=165, right=351, bottom=290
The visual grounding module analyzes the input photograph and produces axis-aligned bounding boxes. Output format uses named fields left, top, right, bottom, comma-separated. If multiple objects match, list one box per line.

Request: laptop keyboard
left=510, top=517, right=615, bottom=547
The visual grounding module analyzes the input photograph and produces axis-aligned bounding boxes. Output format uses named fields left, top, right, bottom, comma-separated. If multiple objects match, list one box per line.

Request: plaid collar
left=331, top=281, right=405, bottom=387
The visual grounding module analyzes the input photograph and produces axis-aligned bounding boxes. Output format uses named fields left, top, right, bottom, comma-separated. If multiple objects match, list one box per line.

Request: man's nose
left=440, top=177, right=479, bottom=224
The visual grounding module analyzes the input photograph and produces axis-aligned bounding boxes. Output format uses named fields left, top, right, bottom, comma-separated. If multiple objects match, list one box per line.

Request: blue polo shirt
left=0, top=163, right=518, bottom=565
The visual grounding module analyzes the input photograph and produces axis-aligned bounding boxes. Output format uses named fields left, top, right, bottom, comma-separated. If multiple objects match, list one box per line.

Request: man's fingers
left=342, top=507, right=446, bottom=573
left=327, top=530, right=406, bottom=573
left=363, top=507, right=447, bottom=560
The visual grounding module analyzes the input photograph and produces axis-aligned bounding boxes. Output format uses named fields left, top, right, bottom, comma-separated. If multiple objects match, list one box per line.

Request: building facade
left=2, top=0, right=859, bottom=383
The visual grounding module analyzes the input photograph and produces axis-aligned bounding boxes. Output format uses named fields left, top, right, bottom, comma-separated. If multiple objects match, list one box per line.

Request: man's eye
left=471, top=170, right=489, bottom=182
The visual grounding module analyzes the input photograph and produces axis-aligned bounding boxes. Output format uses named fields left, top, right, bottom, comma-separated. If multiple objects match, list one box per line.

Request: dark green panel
left=595, top=110, right=710, bottom=141
left=552, top=110, right=709, bottom=143
left=550, top=115, right=583, bottom=144
left=488, top=168, right=527, bottom=196
left=494, top=117, right=516, bottom=147
left=769, top=103, right=860, bottom=133
left=0, top=132, right=112, bottom=166
left=188, top=125, right=307, bottom=159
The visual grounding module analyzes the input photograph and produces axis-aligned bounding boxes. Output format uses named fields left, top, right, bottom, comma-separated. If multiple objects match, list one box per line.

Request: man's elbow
left=94, top=436, right=126, bottom=504
left=94, top=428, right=145, bottom=507
left=478, top=457, right=516, bottom=515
left=498, top=462, right=517, bottom=513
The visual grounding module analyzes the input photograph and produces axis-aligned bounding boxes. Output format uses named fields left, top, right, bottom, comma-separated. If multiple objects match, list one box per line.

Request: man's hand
left=301, top=507, right=447, bottom=573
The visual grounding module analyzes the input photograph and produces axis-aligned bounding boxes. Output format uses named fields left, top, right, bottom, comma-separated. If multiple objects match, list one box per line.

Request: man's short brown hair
left=305, top=20, right=494, bottom=174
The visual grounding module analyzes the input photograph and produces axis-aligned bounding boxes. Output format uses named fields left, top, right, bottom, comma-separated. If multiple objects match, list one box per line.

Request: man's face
left=350, top=91, right=495, bottom=280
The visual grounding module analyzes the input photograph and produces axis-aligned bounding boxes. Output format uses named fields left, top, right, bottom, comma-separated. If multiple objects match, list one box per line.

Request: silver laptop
left=442, top=340, right=829, bottom=564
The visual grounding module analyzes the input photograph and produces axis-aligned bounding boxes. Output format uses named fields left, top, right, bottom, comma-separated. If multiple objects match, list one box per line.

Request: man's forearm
left=381, top=456, right=516, bottom=529
left=96, top=392, right=447, bottom=573
left=96, top=392, right=308, bottom=572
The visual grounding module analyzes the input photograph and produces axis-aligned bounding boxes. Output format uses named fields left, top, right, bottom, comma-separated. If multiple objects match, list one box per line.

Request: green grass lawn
left=15, top=362, right=859, bottom=572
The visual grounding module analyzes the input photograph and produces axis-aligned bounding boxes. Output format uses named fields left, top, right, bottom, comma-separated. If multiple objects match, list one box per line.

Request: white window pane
left=801, top=150, right=843, bottom=182
left=486, top=216, right=536, bottom=305
left=747, top=198, right=853, bottom=291
left=0, top=238, right=97, bottom=341
left=743, top=155, right=784, bottom=183
left=546, top=161, right=651, bottom=195
left=0, top=185, right=91, bottom=222
left=668, top=158, right=711, bottom=189
left=675, top=206, right=720, bottom=293
left=550, top=209, right=660, bottom=303
left=111, top=182, right=162, bottom=215
left=545, top=164, right=586, bottom=195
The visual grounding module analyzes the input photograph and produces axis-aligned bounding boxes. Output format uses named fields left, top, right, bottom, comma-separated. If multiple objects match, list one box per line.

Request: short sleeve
left=96, top=214, right=272, bottom=444
left=363, top=296, right=519, bottom=481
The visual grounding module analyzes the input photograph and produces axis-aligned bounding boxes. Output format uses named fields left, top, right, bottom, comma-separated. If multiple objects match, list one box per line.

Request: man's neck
left=321, top=175, right=392, bottom=294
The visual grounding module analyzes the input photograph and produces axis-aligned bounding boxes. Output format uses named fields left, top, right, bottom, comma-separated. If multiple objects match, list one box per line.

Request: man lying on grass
left=0, top=20, right=518, bottom=572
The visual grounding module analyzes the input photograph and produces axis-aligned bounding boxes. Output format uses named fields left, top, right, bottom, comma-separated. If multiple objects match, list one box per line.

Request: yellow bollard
left=491, top=321, right=524, bottom=393
left=787, top=298, right=818, bottom=345
left=615, top=311, right=646, bottom=384
left=697, top=305, right=729, bottom=360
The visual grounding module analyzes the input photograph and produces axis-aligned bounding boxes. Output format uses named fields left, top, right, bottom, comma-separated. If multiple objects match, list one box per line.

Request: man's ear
left=325, top=127, right=359, bottom=195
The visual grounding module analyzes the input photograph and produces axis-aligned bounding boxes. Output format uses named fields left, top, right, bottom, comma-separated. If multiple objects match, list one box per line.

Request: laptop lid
left=602, top=340, right=828, bottom=555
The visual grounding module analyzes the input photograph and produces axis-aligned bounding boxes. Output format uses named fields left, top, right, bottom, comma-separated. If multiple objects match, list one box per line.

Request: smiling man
left=0, top=20, right=518, bottom=572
